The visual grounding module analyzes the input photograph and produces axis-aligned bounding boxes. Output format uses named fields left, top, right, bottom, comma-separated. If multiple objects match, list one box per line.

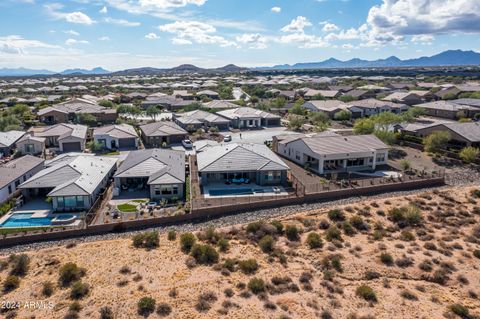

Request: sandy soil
left=1, top=186, right=479, bottom=319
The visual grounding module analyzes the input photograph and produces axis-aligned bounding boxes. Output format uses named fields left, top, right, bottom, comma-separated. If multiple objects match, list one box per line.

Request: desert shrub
left=356, top=285, right=377, bottom=302
left=388, top=205, right=423, bottom=227
left=223, top=258, right=236, bottom=272
left=246, top=221, right=264, bottom=234
left=239, top=259, right=259, bottom=274
left=202, top=226, right=221, bottom=244
left=137, top=297, right=156, bottom=316
left=319, top=219, right=330, bottom=230
left=380, top=253, right=394, bottom=266
left=419, top=260, right=433, bottom=272
left=331, top=255, right=343, bottom=272
left=248, top=278, right=265, bottom=294
left=429, top=269, right=450, bottom=285
left=70, top=281, right=89, bottom=300
left=400, top=290, right=418, bottom=300
left=167, top=230, right=176, bottom=241
left=217, top=238, right=229, bottom=252
left=196, top=291, right=217, bottom=312
left=190, top=244, right=219, bottom=265
left=99, top=306, right=114, bottom=319
left=306, top=232, right=323, bottom=249
left=59, top=263, right=86, bottom=287
left=285, top=225, right=300, bottom=241
left=342, top=221, right=355, bottom=236
left=259, top=235, right=275, bottom=253
left=449, top=304, right=469, bottom=318
left=365, top=271, right=381, bottom=280
left=299, top=272, right=313, bottom=283
left=9, top=254, right=30, bottom=276
left=69, top=301, right=82, bottom=312
left=473, top=250, right=480, bottom=259
left=64, top=311, right=79, bottom=319
left=270, top=220, right=284, bottom=234
left=325, top=226, right=342, bottom=242
left=119, top=265, right=131, bottom=274
left=224, top=288, right=234, bottom=297
left=132, top=231, right=159, bottom=249
left=350, top=216, right=368, bottom=230
left=328, top=209, right=345, bottom=221
left=156, top=302, right=172, bottom=317
left=395, top=257, right=414, bottom=268
left=400, top=231, right=415, bottom=241
left=42, top=281, right=54, bottom=297
left=3, top=275, right=19, bottom=292
left=180, top=233, right=196, bottom=253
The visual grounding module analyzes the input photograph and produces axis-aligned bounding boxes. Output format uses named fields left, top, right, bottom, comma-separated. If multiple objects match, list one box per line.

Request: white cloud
left=104, top=17, right=141, bottom=27
left=322, top=22, right=339, bottom=32
left=45, top=4, right=96, bottom=25
left=0, top=35, right=59, bottom=54
left=236, top=33, right=267, bottom=49
left=159, top=21, right=236, bottom=47
left=342, top=43, right=354, bottom=50
left=277, top=33, right=329, bottom=49
left=281, top=16, right=312, bottom=33
left=65, top=38, right=89, bottom=45
left=145, top=32, right=160, bottom=39
left=64, top=30, right=80, bottom=36
left=65, top=12, right=95, bottom=25
left=98, top=36, right=110, bottom=41
left=271, top=7, right=281, bottom=13
left=99, top=6, right=108, bottom=14
left=105, top=0, right=207, bottom=14
left=411, top=34, right=435, bottom=43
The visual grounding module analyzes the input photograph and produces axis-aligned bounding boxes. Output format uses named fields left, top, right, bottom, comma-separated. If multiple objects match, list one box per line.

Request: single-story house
left=113, top=149, right=185, bottom=201
left=16, top=134, right=46, bottom=156
left=0, top=130, right=25, bottom=157
left=401, top=122, right=480, bottom=147
left=303, top=89, right=341, bottom=100
left=140, top=96, right=192, bottom=111
left=203, top=100, right=239, bottom=110
left=302, top=100, right=362, bottom=118
left=347, top=99, right=409, bottom=117
left=93, top=124, right=139, bottom=150
left=196, top=90, right=220, bottom=100
left=38, top=98, right=118, bottom=124
left=434, top=87, right=462, bottom=100
left=382, top=92, right=425, bottom=106
left=173, top=90, right=195, bottom=100
left=414, top=101, right=479, bottom=119
left=28, top=123, right=88, bottom=152
left=174, top=110, right=230, bottom=132
left=0, top=155, right=45, bottom=205
left=140, top=121, right=188, bottom=148
left=344, top=89, right=376, bottom=100
left=216, top=107, right=281, bottom=128
left=277, top=134, right=389, bottom=175
left=196, top=143, right=290, bottom=187
left=19, top=155, right=117, bottom=211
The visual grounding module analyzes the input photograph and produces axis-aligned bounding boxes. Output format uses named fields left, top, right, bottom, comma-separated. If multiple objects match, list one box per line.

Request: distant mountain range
left=260, top=50, right=480, bottom=70
left=1, top=50, right=480, bottom=77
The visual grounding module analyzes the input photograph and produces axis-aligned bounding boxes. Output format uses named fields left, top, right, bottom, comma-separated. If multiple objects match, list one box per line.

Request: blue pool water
left=209, top=188, right=265, bottom=196
left=1, top=213, right=53, bottom=228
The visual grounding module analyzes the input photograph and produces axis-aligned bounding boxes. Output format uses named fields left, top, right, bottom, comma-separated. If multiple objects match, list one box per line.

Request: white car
left=182, top=139, right=193, bottom=149
left=223, top=135, right=232, bottom=142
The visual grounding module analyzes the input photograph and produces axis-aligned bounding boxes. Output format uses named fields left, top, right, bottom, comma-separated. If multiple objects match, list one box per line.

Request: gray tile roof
left=203, top=100, right=239, bottom=109
left=414, top=101, right=475, bottom=111
left=140, top=121, right=188, bottom=137
left=93, top=124, right=138, bottom=139
left=348, top=98, right=407, bottom=109
left=0, top=155, right=44, bottom=189
left=28, top=124, right=88, bottom=141
left=451, top=99, right=480, bottom=108
left=216, top=107, right=280, bottom=120
left=287, top=134, right=388, bottom=156
left=197, top=143, right=289, bottom=173
left=114, top=149, right=185, bottom=185
left=0, top=130, right=25, bottom=148
left=442, top=122, right=480, bottom=142
left=20, top=155, right=117, bottom=196
left=38, top=98, right=115, bottom=115
left=176, top=110, right=230, bottom=125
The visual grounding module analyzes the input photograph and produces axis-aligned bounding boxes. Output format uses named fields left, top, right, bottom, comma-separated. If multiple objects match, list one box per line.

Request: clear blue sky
left=0, top=0, right=479, bottom=71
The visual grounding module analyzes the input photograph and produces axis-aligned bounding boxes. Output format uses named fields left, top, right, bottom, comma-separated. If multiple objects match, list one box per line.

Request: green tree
left=353, top=118, right=375, bottom=134
left=287, top=115, right=306, bottom=131
left=399, top=159, right=411, bottom=171
left=146, top=105, right=161, bottom=120
left=374, top=130, right=397, bottom=145
left=334, top=109, right=352, bottom=121
left=75, top=113, right=97, bottom=126
left=311, top=94, right=325, bottom=100
left=459, top=147, right=480, bottom=164
left=401, top=107, right=426, bottom=122
left=423, top=131, right=451, bottom=153
left=87, top=140, right=103, bottom=152
left=441, top=93, right=457, bottom=100
left=339, top=95, right=356, bottom=102
left=289, top=103, right=305, bottom=116
left=98, top=99, right=115, bottom=108
left=310, top=111, right=330, bottom=125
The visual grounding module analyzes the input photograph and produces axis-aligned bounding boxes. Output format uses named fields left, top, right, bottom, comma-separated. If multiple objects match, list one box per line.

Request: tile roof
left=0, top=155, right=44, bottom=189
left=0, top=130, right=25, bottom=148
left=216, top=107, right=280, bottom=120
left=93, top=124, right=138, bottom=139
left=140, top=121, right=188, bottom=137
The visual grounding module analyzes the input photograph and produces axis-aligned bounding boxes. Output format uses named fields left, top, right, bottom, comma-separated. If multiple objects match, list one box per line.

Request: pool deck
left=202, top=183, right=289, bottom=199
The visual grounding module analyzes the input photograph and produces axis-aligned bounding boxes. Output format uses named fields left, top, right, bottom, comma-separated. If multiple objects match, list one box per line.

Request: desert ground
left=1, top=185, right=479, bottom=319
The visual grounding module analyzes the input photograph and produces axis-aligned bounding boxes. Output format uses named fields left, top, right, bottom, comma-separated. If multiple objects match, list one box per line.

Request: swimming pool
left=208, top=188, right=265, bottom=196
left=1, top=213, right=53, bottom=228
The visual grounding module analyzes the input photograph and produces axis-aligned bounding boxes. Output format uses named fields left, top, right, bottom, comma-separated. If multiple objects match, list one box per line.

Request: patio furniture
left=232, top=178, right=244, bottom=184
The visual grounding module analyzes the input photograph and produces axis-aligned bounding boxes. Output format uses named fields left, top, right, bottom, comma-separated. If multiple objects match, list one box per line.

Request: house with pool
left=196, top=143, right=290, bottom=197
left=18, top=155, right=117, bottom=211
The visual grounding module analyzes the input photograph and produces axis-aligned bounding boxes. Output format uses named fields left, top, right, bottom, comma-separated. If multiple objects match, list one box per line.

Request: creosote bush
left=248, top=278, right=265, bottom=294
left=137, top=297, right=156, bottom=317
left=306, top=232, right=323, bottom=249
left=190, top=244, right=219, bottom=265
left=217, top=238, right=230, bottom=252
left=167, top=230, right=176, bottom=241
left=70, top=281, right=90, bottom=300
left=3, top=275, right=20, bottom=292
left=285, top=225, right=300, bottom=241
left=356, top=285, right=377, bottom=302
left=259, top=235, right=275, bottom=253
left=156, top=302, right=172, bottom=317
left=42, top=281, right=54, bottom=297
left=325, top=226, right=343, bottom=242
left=380, top=253, right=394, bottom=266
left=99, top=306, right=114, bottom=319
left=180, top=232, right=196, bottom=253
left=388, top=205, right=423, bottom=227
left=59, top=263, right=86, bottom=287
left=473, top=250, right=480, bottom=259
left=238, top=259, right=259, bottom=274
left=132, top=231, right=159, bottom=249
left=328, top=209, right=345, bottom=221
left=9, top=254, right=30, bottom=277
left=449, top=304, right=469, bottom=318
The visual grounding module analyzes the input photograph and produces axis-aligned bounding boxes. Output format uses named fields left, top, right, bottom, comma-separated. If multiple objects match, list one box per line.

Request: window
left=64, top=196, right=76, bottom=208
left=295, top=151, right=300, bottom=161
left=376, top=154, right=385, bottom=162
left=15, top=180, right=20, bottom=187
left=23, top=175, right=26, bottom=182
left=57, top=197, right=64, bottom=208
left=154, top=186, right=161, bottom=195
left=173, top=186, right=179, bottom=195
left=8, top=185, right=12, bottom=194
left=161, top=185, right=173, bottom=195
left=25, top=144, right=35, bottom=153
left=76, top=196, right=84, bottom=208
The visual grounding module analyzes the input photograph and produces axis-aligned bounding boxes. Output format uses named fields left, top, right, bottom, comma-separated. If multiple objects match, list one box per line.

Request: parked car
left=182, top=139, right=193, bottom=149
left=223, top=135, right=232, bottom=142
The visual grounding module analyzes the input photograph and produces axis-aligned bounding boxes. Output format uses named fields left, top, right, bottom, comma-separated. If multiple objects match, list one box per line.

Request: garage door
left=119, top=138, right=136, bottom=148
left=62, top=142, right=81, bottom=152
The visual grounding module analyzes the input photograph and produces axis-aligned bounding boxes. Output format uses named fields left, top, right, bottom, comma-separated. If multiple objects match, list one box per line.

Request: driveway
left=228, top=127, right=301, bottom=144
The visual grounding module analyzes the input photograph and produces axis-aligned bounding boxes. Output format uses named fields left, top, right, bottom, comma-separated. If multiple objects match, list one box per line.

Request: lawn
left=131, top=199, right=148, bottom=203
left=117, top=203, right=138, bottom=213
